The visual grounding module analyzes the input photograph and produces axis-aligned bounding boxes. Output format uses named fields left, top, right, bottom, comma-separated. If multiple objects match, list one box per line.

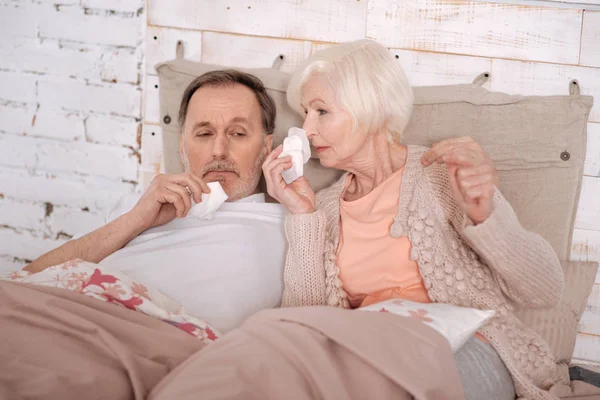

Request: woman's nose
left=302, top=117, right=317, bottom=139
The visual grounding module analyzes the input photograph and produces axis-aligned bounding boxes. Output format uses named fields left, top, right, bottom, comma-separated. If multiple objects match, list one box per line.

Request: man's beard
left=181, top=144, right=268, bottom=202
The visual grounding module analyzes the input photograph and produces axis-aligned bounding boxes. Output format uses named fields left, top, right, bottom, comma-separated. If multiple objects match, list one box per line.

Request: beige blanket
left=150, top=306, right=465, bottom=400
left=0, top=281, right=206, bottom=400
left=1, top=281, right=464, bottom=400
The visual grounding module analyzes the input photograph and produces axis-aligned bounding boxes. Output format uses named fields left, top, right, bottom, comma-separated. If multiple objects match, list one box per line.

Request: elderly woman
left=263, top=40, right=564, bottom=400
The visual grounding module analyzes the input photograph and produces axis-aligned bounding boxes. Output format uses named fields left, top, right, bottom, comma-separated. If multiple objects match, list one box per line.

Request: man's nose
left=212, top=134, right=229, bottom=159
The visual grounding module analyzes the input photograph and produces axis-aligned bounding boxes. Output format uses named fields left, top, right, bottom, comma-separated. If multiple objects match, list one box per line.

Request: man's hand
left=126, top=173, right=212, bottom=231
left=23, top=172, right=213, bottom=274
left=420, top=137, right=499, bottom=225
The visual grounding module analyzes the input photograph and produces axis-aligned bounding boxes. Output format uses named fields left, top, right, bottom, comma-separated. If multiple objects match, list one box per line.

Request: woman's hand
left=420, top=137, right=499, bottom=225
left=262, top=145, right=316, bottom=214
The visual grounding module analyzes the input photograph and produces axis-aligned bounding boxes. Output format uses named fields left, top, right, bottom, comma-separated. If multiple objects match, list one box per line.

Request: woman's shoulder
left=404, top=145, right=448, bottom=185
left=402, top=145, right=456, bottom=214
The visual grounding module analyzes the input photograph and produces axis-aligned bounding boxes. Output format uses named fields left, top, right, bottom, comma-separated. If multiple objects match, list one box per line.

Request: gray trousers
left=454, top=337, right=516, bottom=400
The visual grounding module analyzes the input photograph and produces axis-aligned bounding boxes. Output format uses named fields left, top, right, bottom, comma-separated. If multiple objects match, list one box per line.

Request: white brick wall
left=0, top=0, right=144, bottom=267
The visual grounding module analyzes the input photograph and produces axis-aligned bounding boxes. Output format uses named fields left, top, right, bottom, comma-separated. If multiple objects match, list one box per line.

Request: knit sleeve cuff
left=284, top=209, right=328, bottom=242
left=461, top=189, right=563, bottom=307
left=281, top=209, right=329, bottom=307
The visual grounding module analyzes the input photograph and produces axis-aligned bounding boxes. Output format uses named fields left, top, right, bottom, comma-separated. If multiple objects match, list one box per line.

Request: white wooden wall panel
left=490, top=59, right=600, bottom=123
left=486, top=0, right=600, bottom=7
left=311, top=43, right=493, bottom=87
left=146, top=26, right=202, bottom=74
left=144, top=75, right=160, bottom=124
left=366, top=0, right=582, bottom=64
left=572, top=228, right=600, bottom=264
left=140, top=124, right=163, bottom=173
left=140, top=124, right=164, bottom=190
left=575, top=177, right=600, bottom=232
left=535, top=0, right=600, bottom=4
left=579, top=285, right=600, bottom=336
left=148, top=0, right=368, bottom=44
left=391, top=49, right=492, bottom=87
left=581, top=11, right=600, bottom=68
left=585, top=123, right=600, bottom=178
left=573, top=333, right=600, bottom=363
left=202, top=32, right=312, bottom=73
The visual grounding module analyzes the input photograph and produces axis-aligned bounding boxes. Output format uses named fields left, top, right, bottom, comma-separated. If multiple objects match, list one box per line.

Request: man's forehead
left=189, top=85, right=258, bottom=114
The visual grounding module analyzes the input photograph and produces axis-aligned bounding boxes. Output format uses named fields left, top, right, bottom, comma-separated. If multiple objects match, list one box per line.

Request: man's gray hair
left=178, top=69, right=277, bottom=135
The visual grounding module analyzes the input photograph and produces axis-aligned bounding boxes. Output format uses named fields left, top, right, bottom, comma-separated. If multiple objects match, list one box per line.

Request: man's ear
left=179, top=132, right=185, bottom=162
left=264, top=133, right=274, bottom=153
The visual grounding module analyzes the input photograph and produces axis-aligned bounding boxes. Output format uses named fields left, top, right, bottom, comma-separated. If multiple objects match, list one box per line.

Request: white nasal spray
left=278, top=127, right=310, bottom=184
left=187, top=181, right=228, bottom=220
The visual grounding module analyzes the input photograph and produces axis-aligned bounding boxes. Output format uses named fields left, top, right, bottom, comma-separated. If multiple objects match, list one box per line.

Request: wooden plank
left=539, top=0, right=600, bottom=4
left=202, top=32, right=311, bottom=73
left=139, top=124, right=164, bottom=191
left=572, top=332, right=600, bottom=363
left=366, top=0, right=582, bottom=65
left=141, top=123, right=164, bottom=173
left=144, top=74, right=160, bottom=125
left=483, top=0, right=600, bottom=9
left=490, top=59, right=600, bottom=123
left=571, top=228, right=600, bottom=267
left=389, top=49, right=492, bottom=88
left=586, top=123, right=600, bottom=178
left=311, top=43, right=493, bottom=87
left=148, top=0, right=368, bottom=43
left=146, top=26, right=202, bottom=74
left=575, top=176, right=600, bottom=232
left=578, top=284, right=600, bottom=336
left=581, top=11, right=600, bottom=68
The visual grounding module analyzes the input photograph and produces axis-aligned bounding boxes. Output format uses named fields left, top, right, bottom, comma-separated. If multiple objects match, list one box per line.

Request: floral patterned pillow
left=5, top=260, right=220, bottom=344
left=358, top=299, right=495, bottom=351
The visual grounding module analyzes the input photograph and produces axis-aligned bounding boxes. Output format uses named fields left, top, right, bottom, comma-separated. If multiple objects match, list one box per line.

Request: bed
left=155, top=54, right=600, bottom=398
left=1, top=53, right=599, bottom=399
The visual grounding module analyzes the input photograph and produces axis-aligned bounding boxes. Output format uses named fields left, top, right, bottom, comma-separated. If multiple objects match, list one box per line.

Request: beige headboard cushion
left=156, top=60, right=593, bottom=261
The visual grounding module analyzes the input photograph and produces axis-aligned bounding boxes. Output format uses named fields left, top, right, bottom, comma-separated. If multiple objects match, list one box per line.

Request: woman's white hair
left=287, top=39, right=414, bottom=143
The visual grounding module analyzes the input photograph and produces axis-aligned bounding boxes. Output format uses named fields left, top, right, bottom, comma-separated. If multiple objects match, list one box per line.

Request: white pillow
left=357, top=299, right=495, bottom=351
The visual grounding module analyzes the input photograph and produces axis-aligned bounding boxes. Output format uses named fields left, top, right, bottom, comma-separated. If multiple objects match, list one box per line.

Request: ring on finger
left=184, top=185, right=192, bottom=195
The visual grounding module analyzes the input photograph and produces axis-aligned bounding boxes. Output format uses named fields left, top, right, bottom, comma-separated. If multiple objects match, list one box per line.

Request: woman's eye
left=196, top=132, right=212, bottom=137
left=231, top=132, right=246, bottom=137
left=317, top=109, right=327, bottom=115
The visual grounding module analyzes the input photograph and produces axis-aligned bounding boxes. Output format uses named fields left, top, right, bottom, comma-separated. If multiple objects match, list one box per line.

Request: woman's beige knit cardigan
left=282, top=145, right=566, bottom=400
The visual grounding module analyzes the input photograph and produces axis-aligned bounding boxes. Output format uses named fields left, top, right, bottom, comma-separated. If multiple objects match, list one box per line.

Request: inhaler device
left=278, top=127, right=310, bottom=184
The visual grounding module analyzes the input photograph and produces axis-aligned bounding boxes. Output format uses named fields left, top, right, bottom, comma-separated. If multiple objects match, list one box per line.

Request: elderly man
left=23, top=70, right=287, bottom=333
